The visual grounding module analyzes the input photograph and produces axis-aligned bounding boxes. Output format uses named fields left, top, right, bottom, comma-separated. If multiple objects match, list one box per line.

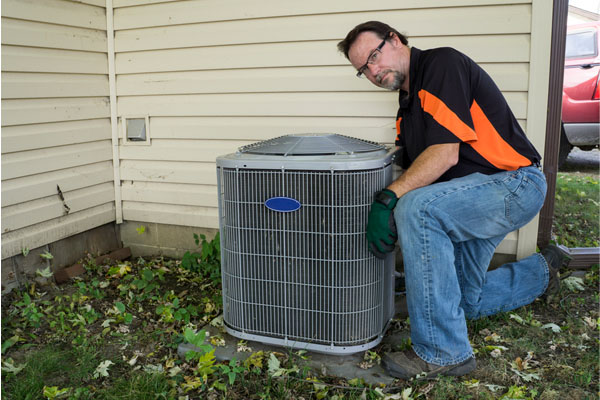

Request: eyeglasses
left=356, top=32, right=390, bottom=78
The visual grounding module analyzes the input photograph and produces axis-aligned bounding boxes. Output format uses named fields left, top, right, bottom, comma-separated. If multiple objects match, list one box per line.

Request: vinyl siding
left=112, top=0, right=539, bottom=259
left=0, top=0, right=553, bottom=259
left=1, top=0, right=114, bottom=259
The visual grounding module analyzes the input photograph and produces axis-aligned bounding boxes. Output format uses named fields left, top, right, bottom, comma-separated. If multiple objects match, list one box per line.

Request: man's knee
left=394, top=189, right=428, bottom=223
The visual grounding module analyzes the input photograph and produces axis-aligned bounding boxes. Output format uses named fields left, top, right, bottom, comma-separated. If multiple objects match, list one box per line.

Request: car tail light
left=594, top=73, right=600, bottom=100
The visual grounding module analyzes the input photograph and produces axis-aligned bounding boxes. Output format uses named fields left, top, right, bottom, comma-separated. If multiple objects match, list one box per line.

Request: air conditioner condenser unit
left=216, top=133, right=396, bottom=354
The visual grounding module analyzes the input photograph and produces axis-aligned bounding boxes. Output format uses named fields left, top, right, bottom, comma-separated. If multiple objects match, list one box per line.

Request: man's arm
left=387, top=143, right=460, bottom=198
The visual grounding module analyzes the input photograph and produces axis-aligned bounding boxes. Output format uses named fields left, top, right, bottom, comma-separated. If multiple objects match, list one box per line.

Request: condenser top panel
left=238, top=134, right=385, bottom=156
left=217, top=133, right=393, bottom=171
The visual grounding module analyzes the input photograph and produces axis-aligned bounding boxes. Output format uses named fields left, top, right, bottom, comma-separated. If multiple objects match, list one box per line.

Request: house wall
left=114, top=0, right=550, bottom=257
left=0, top=0, right=553, bottom=262
left=1, top=0, right=116, bottom=260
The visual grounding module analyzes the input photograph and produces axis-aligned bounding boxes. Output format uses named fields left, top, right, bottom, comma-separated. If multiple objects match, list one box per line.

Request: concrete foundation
left=119, top=220, right=218, bottom=259
left=178, top=323, right=409, bottom=386
left=1, top=223, right=121, bottom=293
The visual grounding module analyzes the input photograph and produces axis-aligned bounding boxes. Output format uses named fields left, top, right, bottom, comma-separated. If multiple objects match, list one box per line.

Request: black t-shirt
left=395, top=47, right=541, bottom=182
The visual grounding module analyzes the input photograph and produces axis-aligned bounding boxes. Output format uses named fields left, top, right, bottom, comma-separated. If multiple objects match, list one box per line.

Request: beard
left=376, top=70, right=405, bottom=91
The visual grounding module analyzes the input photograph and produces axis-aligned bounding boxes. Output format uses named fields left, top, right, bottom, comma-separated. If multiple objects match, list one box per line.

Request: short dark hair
left=337, top=21, right=408, bottom=59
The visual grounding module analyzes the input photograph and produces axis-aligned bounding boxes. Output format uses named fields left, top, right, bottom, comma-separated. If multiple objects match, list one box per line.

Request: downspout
left=106, top=0, right=123, bottom=223
left=537, top=0, right=569, bottom=248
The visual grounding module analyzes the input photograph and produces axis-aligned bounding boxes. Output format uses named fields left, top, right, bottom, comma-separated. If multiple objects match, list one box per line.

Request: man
left=337, top=21, right=563, bottom=379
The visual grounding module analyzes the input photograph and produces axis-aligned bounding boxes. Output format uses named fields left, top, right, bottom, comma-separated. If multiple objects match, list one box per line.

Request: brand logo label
left=264, top=197, right=301, bottom=212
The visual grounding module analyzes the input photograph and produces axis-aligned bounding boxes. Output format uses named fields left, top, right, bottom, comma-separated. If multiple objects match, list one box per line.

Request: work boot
left=540, top=245, right=566, bottom=301
left=382, top=349, right=476, bottom=380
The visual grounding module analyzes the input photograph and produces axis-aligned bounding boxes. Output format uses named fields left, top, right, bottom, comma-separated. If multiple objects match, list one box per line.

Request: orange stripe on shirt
left=469, top=100, right=531, bottom=170
left=418, top=90, right=478, bottom=143
left=396, top=117, right=402, bottom=142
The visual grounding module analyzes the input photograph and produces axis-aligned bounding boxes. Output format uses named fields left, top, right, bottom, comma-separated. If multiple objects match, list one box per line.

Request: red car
left=560, top=21, right=600, bottom=165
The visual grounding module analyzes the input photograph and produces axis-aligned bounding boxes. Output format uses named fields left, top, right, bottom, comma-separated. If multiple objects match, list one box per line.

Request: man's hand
left=366, top=189, right=398, bottom=259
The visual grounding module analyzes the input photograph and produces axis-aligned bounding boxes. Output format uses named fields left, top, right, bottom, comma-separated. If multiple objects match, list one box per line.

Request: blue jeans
left=394, top=166, right=548, bottom=366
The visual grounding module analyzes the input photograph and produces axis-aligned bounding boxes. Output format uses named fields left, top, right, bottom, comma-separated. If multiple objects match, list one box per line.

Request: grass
left=3, top=344, right=172, bottom=400
left=552, top=172, right=599, bottom=247
left=2, top=255, right=598, bottom=399
left=2, top=171, right=598, bottom=400
left=2, top=345, right=98, bottom=400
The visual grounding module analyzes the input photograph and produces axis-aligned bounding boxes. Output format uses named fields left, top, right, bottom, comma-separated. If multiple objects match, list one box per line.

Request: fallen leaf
left=143, top=364, right=164, bottom=374
left=101, top=319, right=115, bottom=328
left=514, top=357, right=524, bottom=371
left=541, top=323, right=561, bottom=333
left=93, top=360, right=114, bottom=378
left=484, top=384, right=505, bottom=392
left=479, top=328, right=491, bottom=336
left=463, top=379, right=479, bottom=388
left=358, top=361, right=374, bottom=370
left=244, top=351, right=265, bottom=370
left=237, top=340, right=251, bottom=352
left=1, top=359, right=26, bottom=375
left=563, top=276, right=585, bottom=292
left=510, top=368, right=541, bottom=382
left=484, top=333, right=502, bottom=342
left=267, top=353, right=281, bottom=376
left=583, top=316, right=596, bottom=329
left=210, top=335, right=225, bottom=347
left=509, top=314, right=524, bottom=324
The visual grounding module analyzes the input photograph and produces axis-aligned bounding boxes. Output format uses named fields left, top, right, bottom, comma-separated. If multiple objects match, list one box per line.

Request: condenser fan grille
left=220, top=168, right=389, bottom=346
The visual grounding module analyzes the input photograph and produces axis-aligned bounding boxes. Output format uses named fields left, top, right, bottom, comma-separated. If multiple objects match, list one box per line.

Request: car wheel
left=558, top=122, right=573, bottom=169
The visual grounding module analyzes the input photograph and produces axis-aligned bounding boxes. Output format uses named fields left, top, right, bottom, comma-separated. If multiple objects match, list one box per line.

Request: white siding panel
left=149, top=116, right=397, bottom=142
left=2, top=119, right=111, bottom=153
left=2, top=46, right=108, bottom=74
left=2, top=141, right=113, bottom=180
left=120, top=160, right=217, bottom=185
left=114, top=0, right=177, bottom=8
left=481, top=63, right=529, bottom=92
left=1, top=203, right=115, bottom=259
left=2, top=161, right=114, bottom=207
left=113, top=0, right=531, bottom=29
left=1, top=18, right=107, bottom=52
left=2, top=97, right=110, bottom=126
left=121, top=181, right=217, bottom=207
left=115, top=35, right=530, bottom=74
left=2, top=0, right=106, bottom=30
left=147, top=116, right=526, bottom=143
left=2, top=73, right=109, bottom=99
left=69, top=0, right=106, bottom=7
left=116, top=67, right=370, bottom=95
left=2, top=182, right=115, bottom=233
left=115, top=5, right=530, bottom=52
left=413, top=35, right=530, bottom=63
left=117, top=63, right=528, bottom=96
left=117, top=92, right=528, bottom=120
left=117, top=92, right=399, bottom=118
left=122, top=201, right=218, bottom=229
left=120, top=139, right=249, bottom=162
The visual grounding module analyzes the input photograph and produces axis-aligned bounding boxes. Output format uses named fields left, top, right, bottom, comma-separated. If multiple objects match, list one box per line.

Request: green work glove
left=366, top=189, right=398, bottom=259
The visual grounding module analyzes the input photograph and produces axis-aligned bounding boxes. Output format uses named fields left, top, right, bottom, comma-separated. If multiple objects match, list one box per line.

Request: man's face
left=348, top=31, right=408, bottom=91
